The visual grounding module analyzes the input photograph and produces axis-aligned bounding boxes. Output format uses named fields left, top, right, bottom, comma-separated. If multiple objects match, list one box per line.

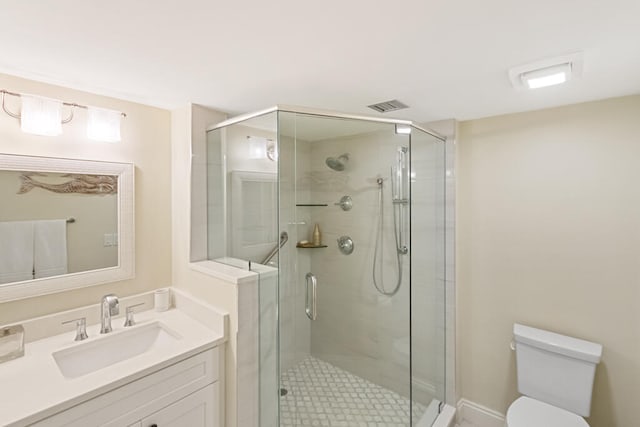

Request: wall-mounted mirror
left=0, top=154, right=134, bottom=302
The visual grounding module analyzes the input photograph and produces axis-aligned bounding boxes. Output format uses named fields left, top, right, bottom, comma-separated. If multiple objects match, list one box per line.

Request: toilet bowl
left=505, top=397, right=589, bottom=427
left=506, top=323, right=602, bottom=427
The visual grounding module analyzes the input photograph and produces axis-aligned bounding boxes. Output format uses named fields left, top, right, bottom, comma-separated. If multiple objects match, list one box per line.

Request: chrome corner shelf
left=296, top=243, right=328, bottom=249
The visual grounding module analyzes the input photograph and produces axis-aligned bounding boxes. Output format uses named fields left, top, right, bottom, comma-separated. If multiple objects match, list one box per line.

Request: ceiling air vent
left=367, top=99, right=408, bottom=113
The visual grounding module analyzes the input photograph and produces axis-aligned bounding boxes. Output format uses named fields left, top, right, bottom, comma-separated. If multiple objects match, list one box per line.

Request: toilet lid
left=506, top=397, right=589, bottom=427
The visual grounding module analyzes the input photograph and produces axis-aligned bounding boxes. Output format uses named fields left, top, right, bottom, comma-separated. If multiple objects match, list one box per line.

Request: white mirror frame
left=0, top=154, right=134, bottom=302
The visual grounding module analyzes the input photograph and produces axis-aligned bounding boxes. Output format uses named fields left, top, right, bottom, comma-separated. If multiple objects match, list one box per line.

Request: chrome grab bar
left=305, top=272, right=317, bottom=320
left=261, top=231, right=288, bottom=265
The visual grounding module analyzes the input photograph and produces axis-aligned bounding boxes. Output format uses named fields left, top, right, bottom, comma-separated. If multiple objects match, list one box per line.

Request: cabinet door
left=140, top=384, right=217, bottom=427
left=33, top=349, right=218, bottom=427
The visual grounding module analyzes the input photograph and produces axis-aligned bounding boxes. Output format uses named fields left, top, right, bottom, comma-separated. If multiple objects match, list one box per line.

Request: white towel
left=34, top=220, right=68, bottom=279
left=0, top=221, right=35, bottom=284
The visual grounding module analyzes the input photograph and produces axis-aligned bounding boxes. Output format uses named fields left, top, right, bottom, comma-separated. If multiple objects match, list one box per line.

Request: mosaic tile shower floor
left=280, top=356, right=426, bottom=426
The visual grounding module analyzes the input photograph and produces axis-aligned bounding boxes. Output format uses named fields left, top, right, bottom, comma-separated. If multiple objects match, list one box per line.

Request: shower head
left=325, top=153, right=349, bottom=171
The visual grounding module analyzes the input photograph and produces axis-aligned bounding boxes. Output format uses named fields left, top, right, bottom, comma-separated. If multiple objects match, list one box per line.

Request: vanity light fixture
left=247, top=136, right=268, bottom=159
left=247, top=136, right=277, bottom=161
left=20, top=95, right=63, bottom=136
left=508, top=51, right=584, bottom=90
left=1, top=89, right=126, bottom=141
left=266, top=138, right=278, bottom=161
left=87, top=107, right=122, bottom=143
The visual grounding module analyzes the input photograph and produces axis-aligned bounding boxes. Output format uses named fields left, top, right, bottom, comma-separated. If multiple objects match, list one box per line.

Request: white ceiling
left=1, top=0, right=639, bottom=122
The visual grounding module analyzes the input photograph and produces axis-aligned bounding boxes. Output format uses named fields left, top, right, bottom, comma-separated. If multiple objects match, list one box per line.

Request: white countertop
left=0, top=307, right=226, bottom=427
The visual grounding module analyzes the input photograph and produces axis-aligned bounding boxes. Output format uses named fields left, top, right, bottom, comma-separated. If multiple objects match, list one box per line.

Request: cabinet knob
left=150, top=424, right=158, bottom=427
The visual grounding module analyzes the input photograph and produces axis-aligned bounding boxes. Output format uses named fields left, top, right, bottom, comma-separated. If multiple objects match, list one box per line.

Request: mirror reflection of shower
left=373, top=146, right=409, bottom=296
left=325, top=153, right=349, bottom=171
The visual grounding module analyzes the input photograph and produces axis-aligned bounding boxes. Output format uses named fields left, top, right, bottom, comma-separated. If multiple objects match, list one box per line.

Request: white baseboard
left=456, top=399, right=505, bottom=427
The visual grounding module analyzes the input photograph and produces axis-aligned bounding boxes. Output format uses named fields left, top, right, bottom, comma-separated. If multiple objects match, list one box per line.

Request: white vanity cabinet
left=140, top=384, right=217, bottom=427
left=31, top=347, right=223, bottom=427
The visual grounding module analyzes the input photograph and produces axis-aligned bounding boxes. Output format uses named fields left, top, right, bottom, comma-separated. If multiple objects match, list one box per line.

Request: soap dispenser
left=312, top=223, right=322, bottom=246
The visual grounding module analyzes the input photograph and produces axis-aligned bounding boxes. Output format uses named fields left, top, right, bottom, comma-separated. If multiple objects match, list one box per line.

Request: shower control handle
left=334, top=195, right=353, bottom=211
left=337, top=236, right=354, bottom=255
left=305, top=273, right=317, bottom=321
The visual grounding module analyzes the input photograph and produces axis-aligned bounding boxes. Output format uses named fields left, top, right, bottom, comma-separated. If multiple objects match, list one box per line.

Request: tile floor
left=280, top=356, right=428, bottom=426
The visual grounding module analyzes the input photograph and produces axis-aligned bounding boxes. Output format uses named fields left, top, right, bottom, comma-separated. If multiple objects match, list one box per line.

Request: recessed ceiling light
left=521, top=63, right=571, bottom=89
left=508, top=52, right=583, bottom=90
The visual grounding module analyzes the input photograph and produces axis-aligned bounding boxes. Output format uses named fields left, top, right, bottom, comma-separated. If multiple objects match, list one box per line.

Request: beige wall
left=171, top=104, right=240, bottom=426
left=0, top=73, right=172, bottom=325
left=457, top=95, right=640, bottom=427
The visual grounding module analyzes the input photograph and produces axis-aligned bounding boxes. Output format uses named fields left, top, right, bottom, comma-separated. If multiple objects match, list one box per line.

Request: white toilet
left=506, top=323, right=603, bottom=427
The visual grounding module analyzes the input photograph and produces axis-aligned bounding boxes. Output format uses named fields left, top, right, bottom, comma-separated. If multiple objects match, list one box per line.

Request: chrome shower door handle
left=305, top=272, right=317, bottom=320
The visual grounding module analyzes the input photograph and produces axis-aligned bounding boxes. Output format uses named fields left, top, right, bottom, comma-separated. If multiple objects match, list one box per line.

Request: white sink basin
left=53, top=321, right=181, bottom=379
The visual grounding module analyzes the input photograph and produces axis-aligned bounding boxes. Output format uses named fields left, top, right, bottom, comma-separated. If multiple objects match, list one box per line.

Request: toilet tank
left=514, top=323, right=602, bottom=417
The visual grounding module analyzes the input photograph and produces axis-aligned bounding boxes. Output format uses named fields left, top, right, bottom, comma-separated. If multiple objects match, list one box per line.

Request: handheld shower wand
left=372, top=146, right=409, bottom=296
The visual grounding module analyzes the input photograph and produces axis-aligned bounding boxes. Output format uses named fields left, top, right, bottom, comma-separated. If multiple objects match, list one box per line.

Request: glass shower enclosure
left=206, top=106, right=447, bottom=426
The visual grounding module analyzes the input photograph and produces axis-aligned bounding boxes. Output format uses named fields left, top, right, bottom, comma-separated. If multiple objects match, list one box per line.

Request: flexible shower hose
left=372, top=178, right=403, bottom=296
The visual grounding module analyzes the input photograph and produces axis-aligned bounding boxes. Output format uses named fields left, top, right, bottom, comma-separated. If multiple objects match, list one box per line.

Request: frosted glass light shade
left=20, top=95, right=62, bottom=136
left=87, top=107, right=121, bottom=142
left=247, top=136, right=268, bottom=159
left=266, top=139, right=278, bottom=161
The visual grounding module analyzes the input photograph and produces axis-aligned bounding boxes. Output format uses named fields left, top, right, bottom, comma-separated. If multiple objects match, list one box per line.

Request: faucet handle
left=62, top=317, right=88, bottom=341
left=124, top=303, right=145, bottom=327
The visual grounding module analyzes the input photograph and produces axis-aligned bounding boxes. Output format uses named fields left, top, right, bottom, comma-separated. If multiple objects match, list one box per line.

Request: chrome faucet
left=100, top=294, right=119, bottom=334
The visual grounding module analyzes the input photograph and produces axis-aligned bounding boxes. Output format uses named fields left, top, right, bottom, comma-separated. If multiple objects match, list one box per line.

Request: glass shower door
left=409, top=127, right=447, bottom=426
left=205, top=106, right=447, bottom=427
left=275, top=111, right=427, bottom=426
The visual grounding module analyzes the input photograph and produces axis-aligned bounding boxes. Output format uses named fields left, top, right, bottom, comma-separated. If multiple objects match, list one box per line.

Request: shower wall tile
left=305, top=127, right=445, bottom=406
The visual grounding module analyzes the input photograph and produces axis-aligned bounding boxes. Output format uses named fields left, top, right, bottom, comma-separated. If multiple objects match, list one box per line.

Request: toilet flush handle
left=510, top=340, right=516, bottom=351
